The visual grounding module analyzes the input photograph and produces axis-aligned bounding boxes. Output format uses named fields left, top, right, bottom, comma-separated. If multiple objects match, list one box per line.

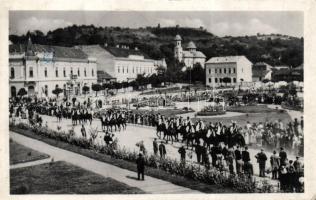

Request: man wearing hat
left=255, top=149, right=268, bottom=177
left=136, top=153, right=145, bottom=180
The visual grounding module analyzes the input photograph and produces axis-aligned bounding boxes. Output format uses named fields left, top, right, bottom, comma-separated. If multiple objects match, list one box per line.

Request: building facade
left=174, top=34, right=206, bottom=69
left=205, top=56, right=253, bottom=87
left=79, top=45, right=167, bottom=83
left=9, top=38, right=97, bottom=98
left=252, top=62, right=273, bottom=82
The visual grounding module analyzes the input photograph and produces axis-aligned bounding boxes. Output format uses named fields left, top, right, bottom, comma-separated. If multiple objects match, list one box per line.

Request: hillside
left=9, top=25, right=303, bottom=68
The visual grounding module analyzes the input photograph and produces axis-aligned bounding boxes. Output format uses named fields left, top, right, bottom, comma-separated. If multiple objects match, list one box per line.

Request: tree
left=52, top=87, right=63, bottom=98
left=92, top=83, right=102, bottom=96
left=262, top=79, right=270, bottom=83
left=82, top=85, right=90, bottom=95
left=222, top=77, right=231, bottom=87
left=17, top=88, right=27, bottom=97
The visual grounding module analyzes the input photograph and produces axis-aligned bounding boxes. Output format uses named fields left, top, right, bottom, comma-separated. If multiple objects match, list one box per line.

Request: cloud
left=159, top=18, right=206, bottom=28
left=14, top=17, right=73, bottom=35
left=209, top=18, right=278, bottom=36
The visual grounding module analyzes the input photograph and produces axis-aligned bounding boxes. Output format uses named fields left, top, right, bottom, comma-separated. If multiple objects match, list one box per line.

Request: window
left=209, top=78, right=212, bottom=83
left=55, top=68, right=59, bottom=77
left=219, top=69, right=222, bottom=74
left=84, top=68, right=87, bottom=77
left=215, top=78, right=218, bottom=83
left=70, top=68, right=73, bottom=76
left=63, top=68, right=66, bottom=77
left=44, top=68, right=47, bottom=77
left=224, top=68, right=226, bottom=74
left=233, top=78, right=236, bottom=83
left=92, top=69, right=94, bottom=77
left=77, top=69, right=80, bottom=77
left=55, top=84, right=59, bottom=89
left=44, top=85, right=48, bottom=96
left=133, top=67, right=135, bottom=73
left=10, top=68, right=15, bottom=79
left=233, top=68, right=236, bottom=73
left=118, top=66, right=120, bottom=73
left=209, top=69, right=211, bottom=74
left=29, top=67, right=33, bottom=78
left=126, top=68, right=128, bottom=73
left=242, top=68, right=243, bottom=73
left=215, top=68, right=217, bottom=73
left=229, top=68, right=231, bottom=74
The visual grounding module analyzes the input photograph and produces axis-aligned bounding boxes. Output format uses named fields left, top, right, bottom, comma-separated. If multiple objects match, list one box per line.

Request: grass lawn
left=10, top=128, right=235, bottom=193
left=132, top=109, right=194, bottom=118
left=10, top=140, right=50, bottom=165
left=194, top=110, right=292, bottom=128
left=10, top=161, right=145, bottom=194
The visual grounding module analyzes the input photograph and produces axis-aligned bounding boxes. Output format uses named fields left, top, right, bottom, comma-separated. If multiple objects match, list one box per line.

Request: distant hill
left=9, top=25, right=303, bottom=68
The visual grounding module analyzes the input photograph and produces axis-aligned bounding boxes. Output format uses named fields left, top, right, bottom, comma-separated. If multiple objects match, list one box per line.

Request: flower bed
left=226, top=105, right=276, bottom=113
left=197, top=105, right=226, bottom=116
left=10, top=122, right=275, bottom=193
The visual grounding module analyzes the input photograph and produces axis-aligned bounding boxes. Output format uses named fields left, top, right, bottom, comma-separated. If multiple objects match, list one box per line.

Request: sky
left=9, top=11, right=303, bottom=37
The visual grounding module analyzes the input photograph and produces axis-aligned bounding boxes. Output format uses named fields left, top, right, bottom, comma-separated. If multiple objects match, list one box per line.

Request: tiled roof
left=183, top=50, right=206, bottom=58
left=103, top=46, right=150, bottom=59
left=186, top=41, right=196, bottom=49
left=97, top=70, right=115, bottom=79
left=174, top=34, right=182, bottom=40
left=206, top=56, right=246, bottom=64
left=9, top=44, right=88, bottom=59
left=253, top=70, right=270, bottom=77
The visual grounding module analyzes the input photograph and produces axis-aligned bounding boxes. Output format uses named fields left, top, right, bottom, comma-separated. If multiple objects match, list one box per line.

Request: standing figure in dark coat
left=159, top=141, right=166, bottom=159
left=255, top=149, right=268, bottom=177
left=153, top=138, right=158, bottom=156
left=242, top=146, right=251, bottom=173
left=195, top=141, right=203, bottom=163
left=136, top=153, right=145, bottom=180
left=279, top=147, right=288, bottom=166
left=178, top=145, right=186, bottom=163
left=235, top=146, right=242, bottom=174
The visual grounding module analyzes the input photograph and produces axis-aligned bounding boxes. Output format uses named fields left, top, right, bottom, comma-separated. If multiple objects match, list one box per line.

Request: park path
left=10, top=131, right=202, bottom=194
left=10, top=157, right=52, bottom=169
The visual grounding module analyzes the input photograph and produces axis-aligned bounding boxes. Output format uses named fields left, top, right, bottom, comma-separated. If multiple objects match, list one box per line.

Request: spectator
left=242, top=146, right=250, bottom=172
left=136, top=153, right=145, bottom=180
left=178, top=145, right=186, bottom=163
left=159, top=141, right=166, bottom=159
left=226, top=147, right=235, bottom=174
left=235, top=146, right=242, bottom=174
left=279, top=147, right=288, bottom=166
left=255, top=149, right=268, bottom=177
left=287, top=160, right=296, bottom=192
left=195, top=141, right=203, bottom=163
left=244, top=161, right=254, bottom=179
left=279, top=165, right=288, bottom=191
left=81, top=124, right=86, bottom=138
left=153, top=138, right=158, bottom=156
left=270, top=150, right=280, bottom=180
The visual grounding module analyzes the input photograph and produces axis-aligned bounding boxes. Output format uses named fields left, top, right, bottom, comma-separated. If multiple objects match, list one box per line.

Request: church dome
left=174, top=34, right=182, bottom=41
left=186, top=41, right=196, bottom=49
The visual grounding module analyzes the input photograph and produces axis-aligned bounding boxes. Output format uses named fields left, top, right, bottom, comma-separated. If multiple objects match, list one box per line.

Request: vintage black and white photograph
left=8, top=10, right=304, bottom=194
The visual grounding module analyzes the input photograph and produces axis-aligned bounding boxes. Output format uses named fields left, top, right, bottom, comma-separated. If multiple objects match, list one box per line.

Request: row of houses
left=204, top=56, right=303, bottom=88
left=9, top=38, right=166, bottom=97
left=9, top=35, right=303, bottom=97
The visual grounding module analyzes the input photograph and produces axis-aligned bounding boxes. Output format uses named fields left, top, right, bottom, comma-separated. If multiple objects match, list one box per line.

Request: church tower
left=174, top=34, right=183, bottom=62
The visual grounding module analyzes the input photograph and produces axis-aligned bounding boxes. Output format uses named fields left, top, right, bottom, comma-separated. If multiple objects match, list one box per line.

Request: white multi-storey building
left=205, top=56, right=253, bottom=87
left=9, top=38, right=97, bottom=98
left=79, top=45, right=166, bottom=82
left=174, top=34, right=206, bottom=69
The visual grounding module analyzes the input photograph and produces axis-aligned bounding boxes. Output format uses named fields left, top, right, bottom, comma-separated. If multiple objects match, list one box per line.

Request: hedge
left=9, top=122, right=275, bottom=193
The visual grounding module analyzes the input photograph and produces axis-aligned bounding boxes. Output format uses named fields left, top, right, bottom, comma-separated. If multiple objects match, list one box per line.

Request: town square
left=7, top=10, right=304, bottom=194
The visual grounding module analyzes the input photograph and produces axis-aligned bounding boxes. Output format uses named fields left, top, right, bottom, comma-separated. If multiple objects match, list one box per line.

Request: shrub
left=10, top=122, right=275, bottom=193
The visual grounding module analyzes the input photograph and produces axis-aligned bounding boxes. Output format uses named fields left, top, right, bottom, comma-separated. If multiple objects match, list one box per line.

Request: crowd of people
left=9, top=95, right=304, bottom=192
